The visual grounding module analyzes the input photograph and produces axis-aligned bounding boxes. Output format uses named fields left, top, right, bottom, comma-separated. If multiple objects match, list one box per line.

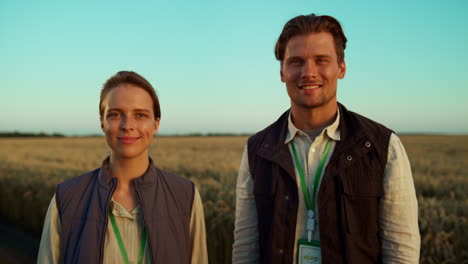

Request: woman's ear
left=153, top=118, right=160, bottom=135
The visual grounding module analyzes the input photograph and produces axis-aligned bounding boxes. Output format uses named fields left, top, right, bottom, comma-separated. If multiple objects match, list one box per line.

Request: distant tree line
left=0, top=131, right=252, bottom=138
left=158, top=132, right=252, bottom=137
left=0, top=131, right=66, bottom=138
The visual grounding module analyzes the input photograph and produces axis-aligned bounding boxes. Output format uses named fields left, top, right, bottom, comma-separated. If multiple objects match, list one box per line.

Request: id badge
left=297, top=238, right=321, bottom=264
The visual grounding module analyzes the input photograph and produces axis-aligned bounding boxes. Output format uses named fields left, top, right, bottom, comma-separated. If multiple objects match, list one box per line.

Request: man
left=232, top=14, right=420, bottom=264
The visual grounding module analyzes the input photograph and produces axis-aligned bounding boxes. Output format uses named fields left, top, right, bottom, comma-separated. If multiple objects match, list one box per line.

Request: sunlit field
left=0, top=135, right=466, bottom=263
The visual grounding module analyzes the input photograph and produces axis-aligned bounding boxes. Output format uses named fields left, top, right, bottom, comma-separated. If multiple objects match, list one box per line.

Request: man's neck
left=291, top=103, right=338, bottom=131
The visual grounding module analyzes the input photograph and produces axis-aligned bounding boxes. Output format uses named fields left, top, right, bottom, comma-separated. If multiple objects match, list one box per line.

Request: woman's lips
left=118, top=137, right=140, bottom=144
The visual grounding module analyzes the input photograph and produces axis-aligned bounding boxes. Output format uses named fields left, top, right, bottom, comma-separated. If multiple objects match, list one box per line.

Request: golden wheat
left=0, top=135, right=466, bottom=263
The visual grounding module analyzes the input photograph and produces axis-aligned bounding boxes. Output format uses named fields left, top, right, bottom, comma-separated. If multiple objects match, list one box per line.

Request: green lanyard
left=109, top=213, right=148, bottom=264
left=290, top=139, right=332, bottom=212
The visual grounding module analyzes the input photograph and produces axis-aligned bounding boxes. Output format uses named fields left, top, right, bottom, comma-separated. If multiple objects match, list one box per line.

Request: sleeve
left=232, top=145, right=259, bottom=264
left=37, top=194, right=61, bottom=264
left=380, top=133, right=421, bottom=263
left=189, top=187, right=208, bottom=264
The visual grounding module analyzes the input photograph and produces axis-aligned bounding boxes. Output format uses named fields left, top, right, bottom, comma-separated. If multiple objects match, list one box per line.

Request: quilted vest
left=248, top=103, right=392, bottom=264
left=55, top=157, right=194, bottom=263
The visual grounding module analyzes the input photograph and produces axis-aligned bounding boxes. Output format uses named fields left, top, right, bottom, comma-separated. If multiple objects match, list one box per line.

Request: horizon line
left=1, top=131, right=468, bottom=138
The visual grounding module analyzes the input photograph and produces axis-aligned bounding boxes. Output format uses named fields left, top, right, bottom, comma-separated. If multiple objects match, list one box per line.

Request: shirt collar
left=109, top=199, right=141, bottom=220
left=284, top=107, right=341, bottom=144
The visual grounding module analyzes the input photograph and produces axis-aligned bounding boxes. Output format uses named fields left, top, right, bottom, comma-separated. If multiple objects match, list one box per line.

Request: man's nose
left=301, top=61, right=318, bottom=78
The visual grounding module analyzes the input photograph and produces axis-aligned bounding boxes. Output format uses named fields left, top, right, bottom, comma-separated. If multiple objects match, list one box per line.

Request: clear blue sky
left=1, top=0, right=467, bottom=135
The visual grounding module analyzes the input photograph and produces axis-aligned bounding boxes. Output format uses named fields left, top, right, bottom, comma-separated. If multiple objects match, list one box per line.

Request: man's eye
left=107, top=113, right=120, bottom=119
left=289, top=60, right=302, bottom=65
left=317, top=58, right=329, bottom=63
left=136, top=113, right=147, bottom=118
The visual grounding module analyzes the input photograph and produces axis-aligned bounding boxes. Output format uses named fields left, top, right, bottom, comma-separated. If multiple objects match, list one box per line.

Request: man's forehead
left=284, top=32, right=337, bottom=56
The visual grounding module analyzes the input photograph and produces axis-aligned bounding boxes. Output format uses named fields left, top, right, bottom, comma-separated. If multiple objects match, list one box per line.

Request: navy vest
left=55, top=157, right=195, bottom=263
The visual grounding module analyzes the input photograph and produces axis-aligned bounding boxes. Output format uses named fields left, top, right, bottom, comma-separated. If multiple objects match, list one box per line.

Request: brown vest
left=248, top=103, right=392, bottom=264
left=56, top=157, right=194, bottom=264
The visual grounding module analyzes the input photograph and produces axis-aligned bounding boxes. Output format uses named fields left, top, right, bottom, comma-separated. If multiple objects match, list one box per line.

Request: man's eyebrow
left=106, top=108, right=122, bottom=112
left=134, top=109, right=151, bottom=112
left=316, top=54, right=332, bottom=58
left=106, top=108, right=151, bottom=112
left=285, top=56, right=303, bottom=61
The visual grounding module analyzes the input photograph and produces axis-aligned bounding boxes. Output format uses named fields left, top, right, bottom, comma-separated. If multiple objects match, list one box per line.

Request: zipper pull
left=306, top=210, right=315, bottom=242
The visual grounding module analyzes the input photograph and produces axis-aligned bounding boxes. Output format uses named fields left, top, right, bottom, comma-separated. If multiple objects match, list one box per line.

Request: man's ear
left=280, top=62, right=285, bottom=82
left=338, top=60, right=346, bottom=79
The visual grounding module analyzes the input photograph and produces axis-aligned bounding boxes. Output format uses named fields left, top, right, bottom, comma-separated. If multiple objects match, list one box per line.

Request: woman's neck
left=108, top=154, right=150, bottom=184
left=107, top=155, right=150, bottom=212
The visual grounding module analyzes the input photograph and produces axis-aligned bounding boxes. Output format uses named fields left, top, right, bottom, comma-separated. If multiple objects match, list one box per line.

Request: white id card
left=297, top=239, right=321, bottom=264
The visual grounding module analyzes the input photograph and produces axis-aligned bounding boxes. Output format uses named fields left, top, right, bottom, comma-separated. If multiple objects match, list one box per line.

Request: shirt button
left=279, top=249, right=284, bottom=254
left=311, top=148, right=316, bottom=153
left=365, top=141, right=371, bottom=148
left=346, top=155, right=353, bottom=161
left=285, top=195, right=290, bottom=200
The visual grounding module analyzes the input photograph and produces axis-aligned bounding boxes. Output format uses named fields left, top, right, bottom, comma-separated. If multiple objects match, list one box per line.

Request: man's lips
left=118, top=136, right=140, bottom=144
left=298, top=83, right=322, bottom=90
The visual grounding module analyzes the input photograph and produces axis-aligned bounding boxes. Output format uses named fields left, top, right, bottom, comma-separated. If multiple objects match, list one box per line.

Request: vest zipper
left=134, top=181, right=155, bottom=264
left=99, top=178, right=117, bottom=264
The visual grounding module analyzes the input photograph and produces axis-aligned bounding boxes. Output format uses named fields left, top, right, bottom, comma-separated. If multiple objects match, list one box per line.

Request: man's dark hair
left=99, top=71, right=161, bottom=120
left=275, top=14, right=347, bottom=64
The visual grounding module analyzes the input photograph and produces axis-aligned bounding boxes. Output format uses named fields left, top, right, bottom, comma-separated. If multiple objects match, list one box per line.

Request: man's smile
left=300, top=85, right=321, bottom=90
left=298, top=82, right=323, bottom=90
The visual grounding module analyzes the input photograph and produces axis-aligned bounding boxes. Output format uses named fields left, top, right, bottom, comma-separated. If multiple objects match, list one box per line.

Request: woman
left=38, top=71, right=208, bottom=263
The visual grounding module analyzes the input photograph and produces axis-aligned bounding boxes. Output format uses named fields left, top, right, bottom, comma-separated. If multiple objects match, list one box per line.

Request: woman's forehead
left=103, top=84, right=154, bottom=111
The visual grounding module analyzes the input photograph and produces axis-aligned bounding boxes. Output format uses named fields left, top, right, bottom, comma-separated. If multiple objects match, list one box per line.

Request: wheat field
left=0, top=135, right=466, bottom=263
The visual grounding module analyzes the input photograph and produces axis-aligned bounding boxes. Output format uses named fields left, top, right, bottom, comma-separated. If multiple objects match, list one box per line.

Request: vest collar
left=335, top=103, right=369, bottom=149
left=256, top=110, right=296, bottom=182
left=284, top=106, right=341, bottom=144
left=98, top=157, right=158, bottom=188
left=255, top=103, right=360, bottom=183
